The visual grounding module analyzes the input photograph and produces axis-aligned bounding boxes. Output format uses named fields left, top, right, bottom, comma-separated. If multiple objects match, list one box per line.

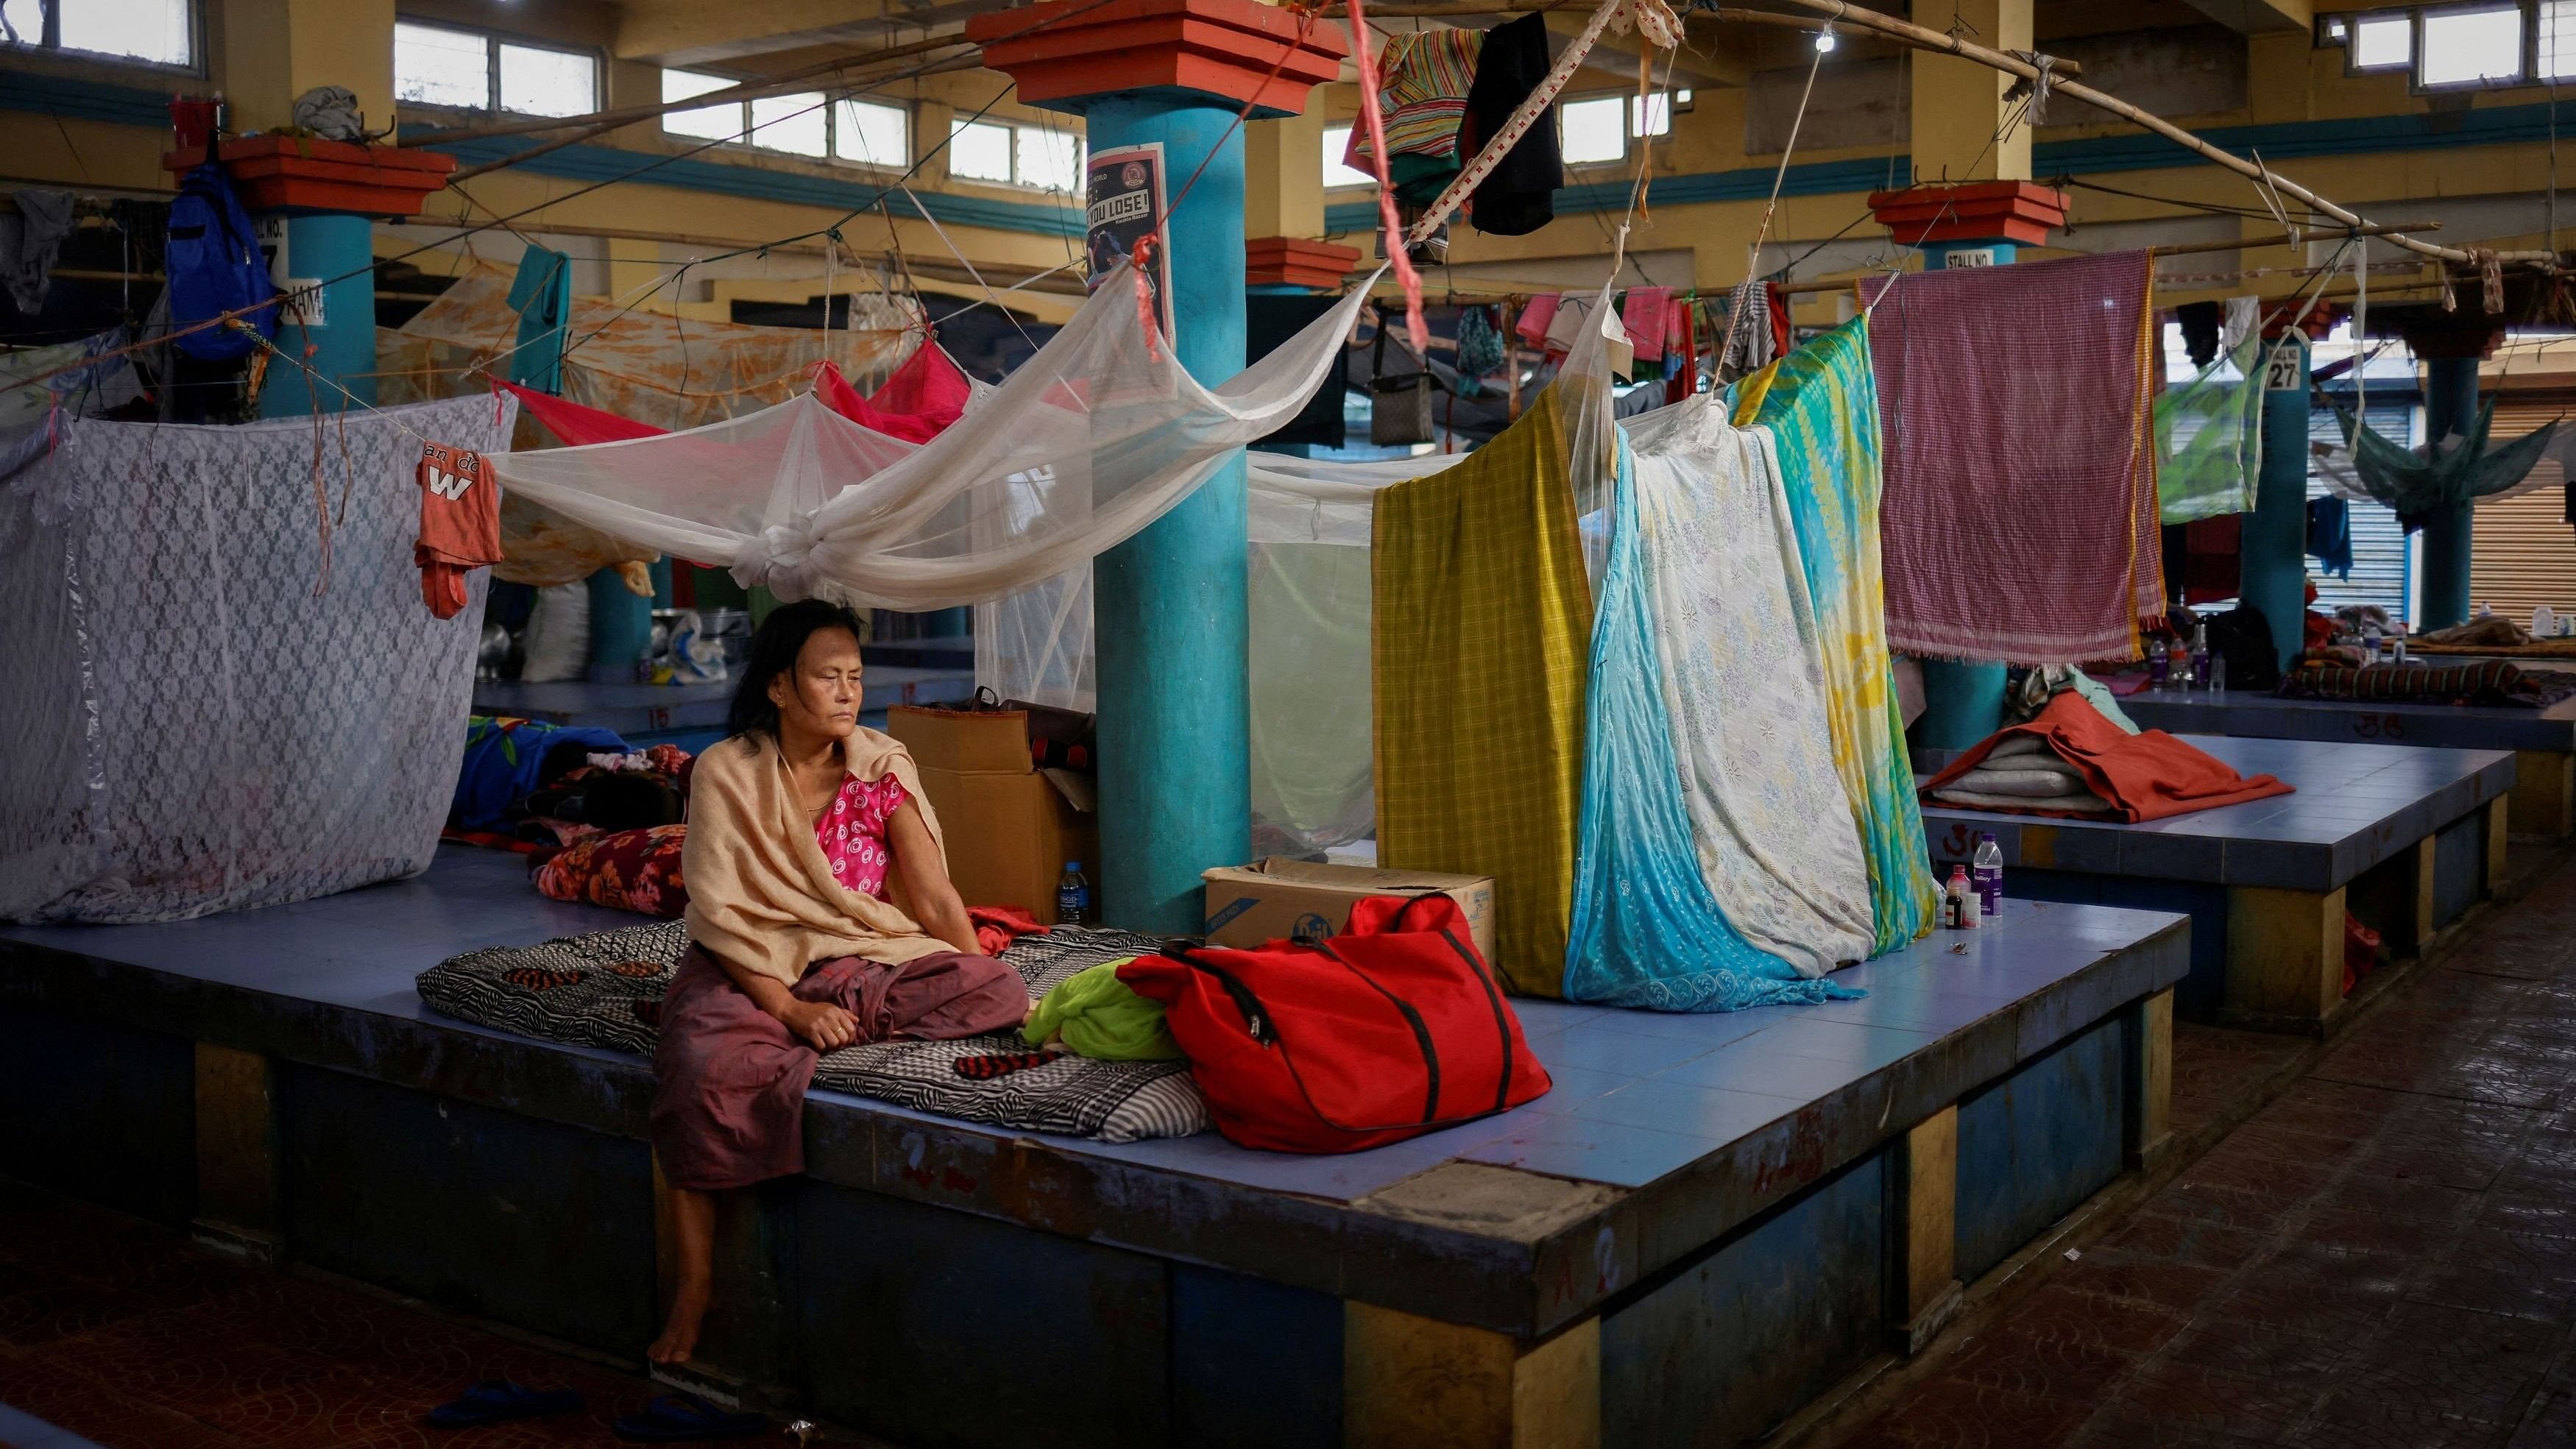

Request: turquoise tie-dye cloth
left=1563, top=431, right=1864, bottom=1012
left=1736, top=322, right=1942, bottom=954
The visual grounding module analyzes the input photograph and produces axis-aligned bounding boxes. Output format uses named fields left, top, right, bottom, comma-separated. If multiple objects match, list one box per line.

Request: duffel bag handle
left=1346, top=890, right=1465, bottom=939
left=1165, top=943, right=1279, bottom=1046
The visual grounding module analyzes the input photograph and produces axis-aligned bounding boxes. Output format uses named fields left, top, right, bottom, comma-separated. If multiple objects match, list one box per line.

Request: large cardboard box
left=1201, top=857, right=1496, bottom=960
left=888, top=706, right=1097, bottom=925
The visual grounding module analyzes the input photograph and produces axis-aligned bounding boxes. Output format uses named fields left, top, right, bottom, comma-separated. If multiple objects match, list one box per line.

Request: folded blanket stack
left=1929, top=737, right=2115, bottom=815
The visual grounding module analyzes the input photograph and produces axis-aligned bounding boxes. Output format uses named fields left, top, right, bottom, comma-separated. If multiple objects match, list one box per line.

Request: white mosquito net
left=480, top=262, right=1381, bottom=611
left=0, top=394, right=516, bottom=922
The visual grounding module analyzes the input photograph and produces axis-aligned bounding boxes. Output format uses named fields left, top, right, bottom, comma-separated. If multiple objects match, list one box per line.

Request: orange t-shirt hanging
left=416, top=441, right=502, bottom=619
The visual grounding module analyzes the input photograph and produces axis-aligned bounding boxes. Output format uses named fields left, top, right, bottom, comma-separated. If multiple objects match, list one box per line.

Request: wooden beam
left=2129, top=989, right=2174, bottom=1172
left=1894, top=1105, right=1961, bottom=1356
left=2223, top=885, right=2346, bottom=1034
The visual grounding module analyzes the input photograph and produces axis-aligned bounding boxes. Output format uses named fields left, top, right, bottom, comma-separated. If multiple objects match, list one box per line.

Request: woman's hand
left=777, top=999, right=861, bottom=1051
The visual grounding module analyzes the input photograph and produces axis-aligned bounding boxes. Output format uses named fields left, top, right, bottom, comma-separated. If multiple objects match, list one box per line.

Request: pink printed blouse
left=816, top=772, right=909, bottom=899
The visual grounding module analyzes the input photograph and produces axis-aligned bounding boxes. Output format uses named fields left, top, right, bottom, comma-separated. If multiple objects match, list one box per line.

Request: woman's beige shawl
left=683, top=727, right=956, bottom=986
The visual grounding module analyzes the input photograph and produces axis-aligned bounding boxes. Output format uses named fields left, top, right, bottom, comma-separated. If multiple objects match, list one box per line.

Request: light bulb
left=1814, top=29, right=1838, bottom=52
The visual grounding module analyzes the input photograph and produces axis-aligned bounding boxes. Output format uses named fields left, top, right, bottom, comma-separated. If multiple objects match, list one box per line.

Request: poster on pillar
left=1084, top=144, right=1171, bottom=336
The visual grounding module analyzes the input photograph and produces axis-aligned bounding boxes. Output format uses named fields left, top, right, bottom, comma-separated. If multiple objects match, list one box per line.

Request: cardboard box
left=889, top=706, right=1097, bottom=925
left=1201, top=857, right=1496, bottom=960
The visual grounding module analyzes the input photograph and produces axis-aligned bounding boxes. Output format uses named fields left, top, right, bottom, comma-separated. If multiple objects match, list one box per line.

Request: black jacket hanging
left=1458, top=14, right=1560, bottom=238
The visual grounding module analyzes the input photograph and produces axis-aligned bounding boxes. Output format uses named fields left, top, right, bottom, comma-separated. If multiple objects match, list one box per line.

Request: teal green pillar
left=1911, top=237, right=2017, bottom=749
left=2245, top=330, right=2311, bottom=673
left=968, top=0, right=1342, bottom=931
left=1085, top=99, right=1250, bottom=932
left=585, top=568, right=652, bottom=683
left=2417, top=355, right=2481, bottom=631
left=254, top=213, right=375, bottom=417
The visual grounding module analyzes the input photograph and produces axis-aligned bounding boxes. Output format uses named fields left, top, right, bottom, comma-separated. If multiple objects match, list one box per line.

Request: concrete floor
left=7, top=856, right=2576, bottom=1447
left=1822, top=849, right=2576, bottom=1449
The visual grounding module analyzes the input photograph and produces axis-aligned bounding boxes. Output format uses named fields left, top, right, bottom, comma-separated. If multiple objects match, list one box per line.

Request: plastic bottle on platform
left=2538, top=605, right=2557, bottom=640
left=2147, top=642, right=2170, bottom=690
left=2167, top=635, right=2193, bottom=690
left=1945, top=866, right=1978, bottom=930
left=2190, top=622, right=2212, bottom=690
left=2361, top=618, right=2383, bottom=666
left=1973, top=832, right=2003, bottom=917
left=1056, top=861, right=1093, bottom=927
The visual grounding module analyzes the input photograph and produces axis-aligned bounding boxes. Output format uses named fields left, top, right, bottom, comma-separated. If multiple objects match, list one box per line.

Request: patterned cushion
left=416, top=921, right=1209, bottom=1143
left=532, top=825, right=687, bottom=918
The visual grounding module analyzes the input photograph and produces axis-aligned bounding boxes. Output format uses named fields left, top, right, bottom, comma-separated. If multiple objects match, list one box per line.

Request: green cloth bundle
left=1022, top=960, right=1182, bottom=1061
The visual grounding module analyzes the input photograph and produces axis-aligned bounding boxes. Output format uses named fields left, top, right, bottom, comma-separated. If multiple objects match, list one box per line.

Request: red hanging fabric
left=500, top=341, right=974, bottom=447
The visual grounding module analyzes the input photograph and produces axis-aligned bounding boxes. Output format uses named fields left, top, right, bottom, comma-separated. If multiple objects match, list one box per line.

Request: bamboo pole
left=1749, top=0, right=2554, bottom=268
left=1768, top=219, right=2444, bottom=294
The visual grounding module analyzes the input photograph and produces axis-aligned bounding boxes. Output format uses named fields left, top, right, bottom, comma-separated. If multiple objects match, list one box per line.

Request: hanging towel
left=1514, top=291, right=1561, bottom=347
left=1863, top=250, right=2162, bottom=664
left=1620, top=394, right=1876, bottom=976
left=1621, top=286, right=1671, bottom=364
left=2306, top=495, right=2353, bottom=579
left=1348, top=29, right=1483, bottom=165
left=1565, top=428, right=1864, bottom=1011
left=1920, top=692, right=2293, bottom=823
left=2179, top=514, right=2242, bottom=605
left=1543, top=291, right=1593, bottom=359
left=1664, top=297, right=1697, bottom=406
left=1734, top=320, right=1942, bottom=953
left=1458, top=13, right=1560, bottom=237
left=504, top=243, right=575, bottom=394
left=1374, top=386, right=1591, bottom=996
left=417, top=441, right=504, bottom=619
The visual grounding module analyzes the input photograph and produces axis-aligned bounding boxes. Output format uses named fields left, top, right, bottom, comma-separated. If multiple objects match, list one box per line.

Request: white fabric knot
left=736, top=514, right=825, bottom=600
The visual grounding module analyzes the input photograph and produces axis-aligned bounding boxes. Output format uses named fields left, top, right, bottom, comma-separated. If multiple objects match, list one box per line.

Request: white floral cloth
left=1621, top=395, right=1875, bottom=977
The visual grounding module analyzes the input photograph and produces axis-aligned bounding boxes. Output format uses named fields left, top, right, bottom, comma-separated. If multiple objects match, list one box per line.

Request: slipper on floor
left=614, top=1392, right=767, bottom=1442
left=427, top=1380, right=585, bottom=1428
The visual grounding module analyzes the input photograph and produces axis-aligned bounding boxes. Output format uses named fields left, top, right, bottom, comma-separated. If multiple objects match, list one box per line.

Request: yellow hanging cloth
left=1371, top=387, right=1593, bottom=996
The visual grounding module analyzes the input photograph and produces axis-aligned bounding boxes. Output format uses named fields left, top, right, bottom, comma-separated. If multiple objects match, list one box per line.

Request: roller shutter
left=2310, top=400, right=2413, bottom=626
left=2469, top=392, right=2576, bottom=625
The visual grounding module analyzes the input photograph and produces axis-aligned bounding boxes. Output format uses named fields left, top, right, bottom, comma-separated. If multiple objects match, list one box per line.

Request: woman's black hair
left=726, top=598, right=868, bottom=740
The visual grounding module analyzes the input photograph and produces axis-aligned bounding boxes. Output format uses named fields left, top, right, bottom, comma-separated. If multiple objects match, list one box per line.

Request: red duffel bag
left=1117, top=893, right=1552, bottom=1153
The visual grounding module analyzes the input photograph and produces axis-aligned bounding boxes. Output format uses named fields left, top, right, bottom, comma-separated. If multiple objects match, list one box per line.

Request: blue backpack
left=166, top=163, right=279, bottom=361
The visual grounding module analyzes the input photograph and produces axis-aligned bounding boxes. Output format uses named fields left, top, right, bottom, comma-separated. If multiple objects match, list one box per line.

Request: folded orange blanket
left=1922, top=692, right=2293, bottom=823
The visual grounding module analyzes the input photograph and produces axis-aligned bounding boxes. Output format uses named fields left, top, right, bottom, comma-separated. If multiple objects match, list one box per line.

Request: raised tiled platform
left=1925, top=734, right=2510, bottom=1035
left=2125, top=687, right=2576, bottom=837
left=0, top=848, right=2187, bottom=1449
left=473, top=665, right=975, bottom=751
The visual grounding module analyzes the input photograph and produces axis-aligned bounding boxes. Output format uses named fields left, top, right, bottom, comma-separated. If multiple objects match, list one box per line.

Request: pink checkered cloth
left=1861, top=249, right=2163, bottom=665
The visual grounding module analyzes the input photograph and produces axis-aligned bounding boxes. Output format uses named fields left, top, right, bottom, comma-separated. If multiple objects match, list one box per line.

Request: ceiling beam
left=1546, top=11, right=1749, bottom=88
left=2175, top=0, right=2312, bottom=34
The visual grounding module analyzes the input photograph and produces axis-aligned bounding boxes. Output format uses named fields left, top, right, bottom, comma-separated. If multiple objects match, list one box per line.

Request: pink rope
left=1345, top=0, right=1426, bottom=354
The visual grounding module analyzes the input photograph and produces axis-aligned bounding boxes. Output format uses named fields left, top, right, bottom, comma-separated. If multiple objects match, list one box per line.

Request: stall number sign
left=250, top=215, right=325, bottom=327
left=2263, top=335, right=2305, bottom=392
left=1085, top=144, right=1170, bottom=336
left=1941, top=247, right=2000, bottom=269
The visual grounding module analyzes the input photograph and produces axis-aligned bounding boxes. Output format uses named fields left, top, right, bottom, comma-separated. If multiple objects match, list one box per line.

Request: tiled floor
left=1827, top=855, right=2576, bottom=1449
left=0, top=1190, right=687, bottom=1448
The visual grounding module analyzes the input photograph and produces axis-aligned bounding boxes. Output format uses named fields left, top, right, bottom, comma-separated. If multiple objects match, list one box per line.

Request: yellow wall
left=1, top=0, right=2564, bottom=331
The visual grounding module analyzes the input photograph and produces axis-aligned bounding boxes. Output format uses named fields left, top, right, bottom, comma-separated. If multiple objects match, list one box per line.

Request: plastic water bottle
left=1973, top=832, right=2003, bottom=917
left=2190, top=622, right=2212, bottom=690
left=2361, top=619, right=2383, bottom=666
left=1055, top=861, right=1092, bottom=927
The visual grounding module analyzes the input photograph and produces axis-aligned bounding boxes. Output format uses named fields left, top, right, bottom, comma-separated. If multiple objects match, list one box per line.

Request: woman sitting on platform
left=650, top=599, right=1029, bottom=1365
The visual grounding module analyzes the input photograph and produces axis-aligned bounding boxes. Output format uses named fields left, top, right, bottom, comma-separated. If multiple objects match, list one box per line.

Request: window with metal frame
left=398, top=21, right=598, bottom=117
left=945, top=115, right=1085, bottom=193
left=0, top=0, right=194, bottom=69
left=662, top=68, right=913, bottom=169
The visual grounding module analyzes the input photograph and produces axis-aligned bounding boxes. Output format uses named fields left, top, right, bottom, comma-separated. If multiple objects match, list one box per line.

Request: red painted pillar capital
left=966, top=0, right=1349, bottom=116
left=1866, top=180, right=2069, bottom=249
left=1245, top=236, right=1360, bottom=289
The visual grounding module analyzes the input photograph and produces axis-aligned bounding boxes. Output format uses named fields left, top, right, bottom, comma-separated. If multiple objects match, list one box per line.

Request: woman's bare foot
left=648, top=1279, right=707, bottom=1365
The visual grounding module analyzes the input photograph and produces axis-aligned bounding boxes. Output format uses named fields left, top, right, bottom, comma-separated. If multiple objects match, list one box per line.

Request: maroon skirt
left=651, top=944, right=1026, bottom=1191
